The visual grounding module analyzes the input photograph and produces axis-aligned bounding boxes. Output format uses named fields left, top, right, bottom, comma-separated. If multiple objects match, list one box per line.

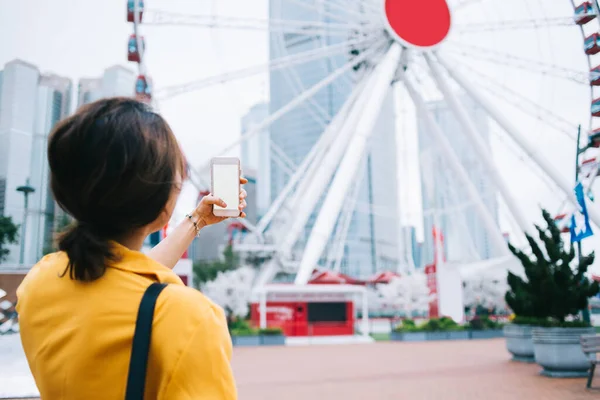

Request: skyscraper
left=26, top=74, right=72, bottom=262
left=77, top=65, right=135, bottom=108
left=241, top=103, right=270, bottom=218
left=268, top=3, right=399, bottom=278
left=418, top=94, right=498, bottom=266
left=0, top=60, right=72, bottom=265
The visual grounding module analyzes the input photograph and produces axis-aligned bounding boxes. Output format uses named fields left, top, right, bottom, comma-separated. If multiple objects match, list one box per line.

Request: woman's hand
left=193, top=176, right=248, bottom=228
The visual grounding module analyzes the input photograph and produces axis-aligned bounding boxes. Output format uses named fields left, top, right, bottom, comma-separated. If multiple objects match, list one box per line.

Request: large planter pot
left=532, top=327, right=595, bottom=378
left=232, top=335, right=261, bottom=347
left=471, top=330, right=504, bottom=340
left=504, top=324, right=535, bottom=363
left=260, top=334, right=286, bottom=346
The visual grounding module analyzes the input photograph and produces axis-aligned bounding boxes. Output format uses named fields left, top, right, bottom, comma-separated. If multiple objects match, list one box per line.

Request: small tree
left=463, top=273, right=508, bottom=316
left=378, top=273, right=434, bottom=317
left=193, top=244, right=240, bottom=288
left=201, top=266, right=256, bottom=319
left=0, top=216, right=19, bottom=263
left=506, top=209, right=599, bottom=326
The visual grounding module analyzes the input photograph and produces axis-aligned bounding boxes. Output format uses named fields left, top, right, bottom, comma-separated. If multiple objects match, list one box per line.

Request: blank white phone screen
left=213, top=164, right=239, bottom=211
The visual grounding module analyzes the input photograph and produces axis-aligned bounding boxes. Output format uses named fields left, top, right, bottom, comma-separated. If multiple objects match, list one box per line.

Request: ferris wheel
left=124, top=0, right=600, bottom=285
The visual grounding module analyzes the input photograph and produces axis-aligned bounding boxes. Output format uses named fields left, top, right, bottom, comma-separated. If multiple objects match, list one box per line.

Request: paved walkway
left=3, top=338, right=598, bottom=399
left=233, top=339, right=598, bottom=400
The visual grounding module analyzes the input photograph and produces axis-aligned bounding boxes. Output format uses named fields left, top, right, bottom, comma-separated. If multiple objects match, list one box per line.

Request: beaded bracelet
left=185, top=213, right=202, bottom=237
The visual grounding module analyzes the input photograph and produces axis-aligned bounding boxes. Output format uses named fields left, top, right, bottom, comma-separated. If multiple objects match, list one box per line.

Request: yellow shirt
left=16, top=243, right=237, bottom=399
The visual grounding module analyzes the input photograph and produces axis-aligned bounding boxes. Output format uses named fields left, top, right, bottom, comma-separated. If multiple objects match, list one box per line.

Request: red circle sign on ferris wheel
left=383, top=0, right=452, bottom=49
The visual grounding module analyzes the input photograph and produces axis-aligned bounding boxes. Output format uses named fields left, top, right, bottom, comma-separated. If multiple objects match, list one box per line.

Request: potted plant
left=468, top=316, right=504, bottom=339
left=258, top=327, right=286, bottom=346
left=229, top=319, right=260, bottom=346
left=507, top=209, right=599, bottom=376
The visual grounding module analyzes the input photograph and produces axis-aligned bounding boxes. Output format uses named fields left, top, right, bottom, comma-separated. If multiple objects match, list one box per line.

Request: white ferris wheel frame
left=129, top=0, right=600, bottom=285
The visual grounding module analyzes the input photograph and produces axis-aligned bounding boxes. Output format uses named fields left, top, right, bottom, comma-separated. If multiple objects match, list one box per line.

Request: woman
left=16, top=97, right=245, bottom=399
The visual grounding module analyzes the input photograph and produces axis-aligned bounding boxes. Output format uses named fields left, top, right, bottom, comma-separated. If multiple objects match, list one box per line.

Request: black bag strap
left=125, top=282, right=168, bottom=400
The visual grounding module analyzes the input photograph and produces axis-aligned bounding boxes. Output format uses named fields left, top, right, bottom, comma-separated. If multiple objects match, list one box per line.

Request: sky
left=1, top=0, right=599, bottom=272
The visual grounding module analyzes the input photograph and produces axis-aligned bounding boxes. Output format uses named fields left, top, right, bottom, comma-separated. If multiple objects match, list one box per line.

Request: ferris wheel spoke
left=402, top=72, right=510, bottom=257
left=444, top=42, right=589, bottom=85
left=453, top=17, right=575, bottom=34
left=282, top=0, right=368, bottom=24
left=193, top=40, right=388, bottom=177
left=437, top=52, right=600, bottom=229
left=156, top=36, right=375, bottom=100
left=144, top=9, right=364, bottom=34
left=319, top=0, right=380, bottom=22
left=256, top=78, right=365, bottom=235
left=444, top=56, right=579, bottom=141
left=271, top=140, right=298, bottom=172
left=424, top=52, right=531, bottom=234
left=452, top=0, right=486, bottom=12
left=295, top=43, right=402, bottom=285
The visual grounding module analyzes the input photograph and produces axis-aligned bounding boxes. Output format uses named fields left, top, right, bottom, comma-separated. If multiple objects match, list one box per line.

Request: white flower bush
left=201, top=266, right=256, bottom=318
left=462, top=273, right=508, bottom=312
left=377, top=273, right=435, bottom=317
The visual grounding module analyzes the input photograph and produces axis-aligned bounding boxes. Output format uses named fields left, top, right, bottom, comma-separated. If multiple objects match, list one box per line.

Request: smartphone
left=211, top=157, right=241, bottom=217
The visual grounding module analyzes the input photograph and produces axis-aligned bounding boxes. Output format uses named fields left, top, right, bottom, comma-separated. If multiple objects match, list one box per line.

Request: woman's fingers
left=239, top=189, right=247, bottom=199
left=202, top=194, right=227, bottom=208
left=240, top=176, right=248, bottom=184
left=239, top=199, right=247, bottom=210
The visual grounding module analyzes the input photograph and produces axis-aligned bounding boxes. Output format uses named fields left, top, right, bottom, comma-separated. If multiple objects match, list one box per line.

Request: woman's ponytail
left=59, top=223, right=116, bottom=282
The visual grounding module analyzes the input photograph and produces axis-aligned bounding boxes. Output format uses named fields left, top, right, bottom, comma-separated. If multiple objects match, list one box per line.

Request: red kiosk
left=250, top=270, right=368, bottom=337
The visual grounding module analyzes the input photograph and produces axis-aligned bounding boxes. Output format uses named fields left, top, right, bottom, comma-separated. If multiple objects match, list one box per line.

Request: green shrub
left=506, top=209, right=599, bottom=327
left=394, top=317, right=465, bottom=332
left=230, top=327, right=258, bottom=336
left=258, top=327, right=284, bottom=336
left=468, top=316, right=502, bottom=331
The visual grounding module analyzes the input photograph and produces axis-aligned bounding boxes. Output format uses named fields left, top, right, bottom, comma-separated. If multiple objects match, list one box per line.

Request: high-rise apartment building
left=77, top=65, right=135, bottom=108
left=241, top=103, right=270, bottom=218
left=0, top=60, right=72, bottom=265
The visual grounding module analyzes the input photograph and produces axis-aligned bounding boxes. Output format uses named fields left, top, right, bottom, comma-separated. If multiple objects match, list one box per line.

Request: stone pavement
left=232, top=339, right=599, bottom=400
left=4, top=338, right=598, bottom=399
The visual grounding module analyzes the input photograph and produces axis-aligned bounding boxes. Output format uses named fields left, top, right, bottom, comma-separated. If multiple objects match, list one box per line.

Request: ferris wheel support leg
left=402, top=74, right=510, bottom=258
left=294, top=43, right=403, bottom=285
left=425, top=53, right=531, bottom=235
left=436, top=52, right=600, bottom=229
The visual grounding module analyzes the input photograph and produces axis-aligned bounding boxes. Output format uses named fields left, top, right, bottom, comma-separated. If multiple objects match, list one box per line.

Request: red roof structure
left=367, top=271, right=401, bottom=285
left=308, top=269, right=364, bottom=285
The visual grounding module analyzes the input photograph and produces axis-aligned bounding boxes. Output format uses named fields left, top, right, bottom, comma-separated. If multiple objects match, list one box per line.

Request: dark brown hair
left=48, top=97, right=186, bottom=281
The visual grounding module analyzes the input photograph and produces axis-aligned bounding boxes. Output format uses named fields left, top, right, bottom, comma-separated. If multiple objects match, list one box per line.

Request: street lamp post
left=16, top=178, right=35, bottom=265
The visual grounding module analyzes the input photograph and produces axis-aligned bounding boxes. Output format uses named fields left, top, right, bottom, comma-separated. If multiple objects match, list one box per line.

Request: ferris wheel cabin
left=126, top=0, right=144, bottom=23
left=575, top=2, right=596, bottom=25
left=127, top=34, right=145, bottom=63
left=588, top=128, right=600, bottom=147
left=135, top=75, right=152, bottom=102
left=591, top=65, right=600, bottom=86
left=592, top=97, right=600, bottom=117
left=585, top=33, right=600, bottom=55
left=553, top=214, right=571, bottom=234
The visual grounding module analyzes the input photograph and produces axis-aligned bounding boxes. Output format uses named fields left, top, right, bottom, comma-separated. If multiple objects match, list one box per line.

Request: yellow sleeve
left=161, top=305, right=237, bottom=400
